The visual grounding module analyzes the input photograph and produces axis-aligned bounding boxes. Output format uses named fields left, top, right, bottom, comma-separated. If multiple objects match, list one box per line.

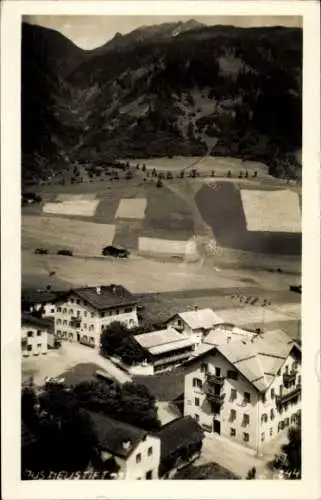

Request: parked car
left=34, top=248, right=48, bottom=255
left=57, top=249, right=73, bottom=256
left=102, top=245, right=130, bottom=258
left=289, top=285, right=302, bottom=294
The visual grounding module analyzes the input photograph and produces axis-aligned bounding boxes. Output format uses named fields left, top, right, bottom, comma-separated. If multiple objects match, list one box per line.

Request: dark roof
left=69, top=285, right=137, bottom=311
left=21, top=421, right=38, bottom=448
left=87, top=411, right=147, bottom=459
left=21, top=313, right=54, bottom=330
left=156, top=416, right=204, bottom=461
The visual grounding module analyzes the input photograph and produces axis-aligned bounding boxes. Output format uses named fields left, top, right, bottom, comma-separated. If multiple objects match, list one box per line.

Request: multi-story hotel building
left=183, top=329, right=301, bottom=455
left=52, top=285, right=139, bottom=348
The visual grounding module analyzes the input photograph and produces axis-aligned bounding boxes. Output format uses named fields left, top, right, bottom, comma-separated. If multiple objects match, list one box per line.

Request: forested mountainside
left=21, top=21, right=302, bottom=183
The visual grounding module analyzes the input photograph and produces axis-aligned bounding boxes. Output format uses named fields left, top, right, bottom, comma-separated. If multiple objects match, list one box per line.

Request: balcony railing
left=276, top=384, right=301, bottom=406
left=207, top=374, right=225, bottom=386
left=283, top=371, right=297, bottom=387
left=206, top=391, right=225, bottom=405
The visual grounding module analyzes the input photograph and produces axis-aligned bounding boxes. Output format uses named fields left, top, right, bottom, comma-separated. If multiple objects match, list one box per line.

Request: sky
left=23, top=15, right=302, bottom=50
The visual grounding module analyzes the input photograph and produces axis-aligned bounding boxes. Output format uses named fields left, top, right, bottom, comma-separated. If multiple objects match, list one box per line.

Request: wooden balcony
left=206, top=374, right=225, bottom=386
left=206, top=390, right=225, bottom=406
left=276, top=384, right=301, bottom=406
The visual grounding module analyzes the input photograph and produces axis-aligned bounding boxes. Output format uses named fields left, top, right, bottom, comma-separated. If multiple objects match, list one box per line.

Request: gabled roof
left=204, top=324, right=255, bottom=346
left=171, top=308, right=223, bottom=330
left=21, top=313, right=54, bottom=330
left=156, top=416, right=204, bottom=461
left=87, top=411, right=148, bottom=459
left=64, top=285, right=137, bottom=311
left=185, top=329, right=300, bottom=393
left=134, top=327, right=194, bottom=355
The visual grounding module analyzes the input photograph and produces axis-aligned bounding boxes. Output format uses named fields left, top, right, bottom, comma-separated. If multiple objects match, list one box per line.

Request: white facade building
left=183, top=329, right=301, bottom=454
left=166, top=308, right=223, bottom=344
left=54, top=285, right=139, bottom=348
left=88, top=411, right=161, bottom=480
left=21, top=314, right=53, bottom=356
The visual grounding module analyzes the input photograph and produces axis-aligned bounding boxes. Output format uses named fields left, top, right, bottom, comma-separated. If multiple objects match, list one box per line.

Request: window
left=270, top=409, right=275, bottom=420
left=244, top=392, right=251, bottom=404
left=195, top=398, right=200, bottom=407
left=270, top=428, right=273, bottom=436
left=279, top=385, right=283, bottom=395
left=89, top=325, right=94, bottom=331
left=145, top=470, right=153, bottom=480
left=261, top=393, right=266, bottom=403
left=261, top=432, right=265, bottom=442
left=83, top=311, right=87, bottom=317
left=125, top=307, right=132, bottom=313
left=284, top=418, right=290, bottom=427
left=215, top=367, right=221, bottom=376
left=284, top=365, right=288, bottom=374
left=243, top=433, right=249, bottom=443
left=27, top=331, right=33, bottom=337
left=147, top=447, right=153, bottom=456
left=298, top=375, right=301, bottom=385
left=227, top=370, right=238, bottom=380
left=200, top=362, right=208, bottom=374
left=69, top=309, right=74, bottom=315
left=230, top=389, right=237, bottom=401
left=243, top=414, right=250, bottom=425
left=57, top=319, right=61, bottom=325
left=70, top=299, right=74, bottom=304
left=230, top=428, right=236, bottom=437
left=91, top=312, right=95, bottom=318
left=51, top=308, right=55, bottom=313
left=27, top=345, right=32, bottom=352
left=76, top=299, right=80, bottom=305
left=230, top=409, right=236, bottom=421
left=292, top=361, right=298, bottom=371
left=261, top=413, right=268, bottom=423
left=84, top=324, right=87, bottom=330
left=100, top=312, right=105, bottom=318
left=192, top=378, right=202, bottom=389
left=63, top=308, right=67, bottom=314
left=277, top=369, right=281, bottom=376
left=271, top=388, right=275, bottom=399
left=116, top=309, right=120, bottom=315
left=77, top=310, right=81, bottom=317
left=136, top=453, right=142, bottom=464
left=57, top=307, right=62, bottom=313
left=37, top=330, right=42, bottom=336
left=63, top=320, right=67, bottom=326
left=194, top=414, right=200, bottom=422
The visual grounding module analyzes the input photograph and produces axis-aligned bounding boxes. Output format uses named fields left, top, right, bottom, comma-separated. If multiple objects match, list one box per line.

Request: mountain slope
left=21, top=22, right=302, bottom=182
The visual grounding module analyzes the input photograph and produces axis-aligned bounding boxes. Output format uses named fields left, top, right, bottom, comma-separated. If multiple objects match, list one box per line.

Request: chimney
left=96, top=286, right=101, bottom=295
left=122, top=440, right=131, bottom=451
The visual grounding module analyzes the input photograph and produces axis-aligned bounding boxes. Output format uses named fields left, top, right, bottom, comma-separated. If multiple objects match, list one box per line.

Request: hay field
left=55, top=194, right=97, bottom=202
left=115, top=198, right=147, bottom=219
left=43, top=200, right=99, bottom=217
left=22, top=216, right=115, bottom=256
left=216, top=303, right=301, bottom=326
left=142, top=184, right=194, bottom=241
left=138, top=236, right=197, bottom=256
left=195, top=182, right=301, bottom=256
left=240, top=189, right=301, bottom=233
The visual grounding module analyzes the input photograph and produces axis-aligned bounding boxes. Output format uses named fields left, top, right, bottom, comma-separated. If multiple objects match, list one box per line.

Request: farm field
left=22, top=216, right=115, bottom=256
left=194, top=182, right=301, bottom=255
